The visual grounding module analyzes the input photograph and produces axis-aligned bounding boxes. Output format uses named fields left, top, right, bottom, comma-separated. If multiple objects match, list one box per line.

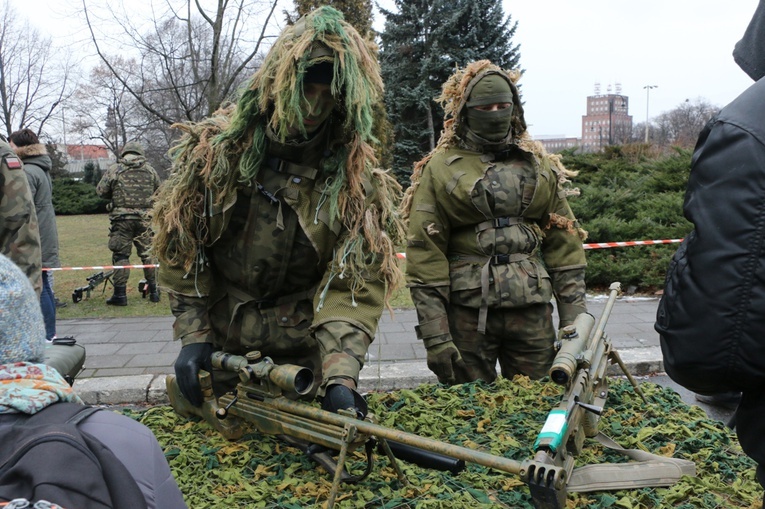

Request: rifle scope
left=211, top=352, right=314, bottom=396
left=549, top=312, right=596, bottom=385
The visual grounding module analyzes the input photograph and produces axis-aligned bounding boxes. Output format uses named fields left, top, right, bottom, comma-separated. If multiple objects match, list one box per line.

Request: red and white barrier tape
left=582, top=238, right=682, bottom=250
left=44, top=264, right=159, bottom=271
left=46, top=239, right=684, bottom=270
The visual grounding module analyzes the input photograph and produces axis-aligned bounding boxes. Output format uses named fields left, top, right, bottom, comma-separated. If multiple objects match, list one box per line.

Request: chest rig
left=451, top=150, right=547, bottom=332
left=210, top=125, right=333, bottom=308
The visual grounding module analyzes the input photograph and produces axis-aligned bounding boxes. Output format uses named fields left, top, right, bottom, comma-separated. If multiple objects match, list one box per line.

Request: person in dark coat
left=655, top=1, right=765, bottom=499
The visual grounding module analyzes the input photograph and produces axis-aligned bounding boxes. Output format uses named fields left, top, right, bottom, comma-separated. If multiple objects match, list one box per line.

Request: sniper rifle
left=522, top=282, right=695, bottom=508
left=71, top=270, right=114, bottom=303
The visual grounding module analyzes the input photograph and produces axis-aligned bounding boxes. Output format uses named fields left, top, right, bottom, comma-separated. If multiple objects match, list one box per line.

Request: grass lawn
left=54, top=214, right=413, bottom=319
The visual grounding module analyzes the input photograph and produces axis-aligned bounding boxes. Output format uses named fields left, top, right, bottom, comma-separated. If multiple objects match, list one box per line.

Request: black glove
left=321, top=384, right=368, bottom=419
left=174, top=342, right=214, bottom=407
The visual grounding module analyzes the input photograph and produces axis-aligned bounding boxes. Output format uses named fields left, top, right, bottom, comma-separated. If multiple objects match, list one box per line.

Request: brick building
left=580, top=83, right=633, bottom=152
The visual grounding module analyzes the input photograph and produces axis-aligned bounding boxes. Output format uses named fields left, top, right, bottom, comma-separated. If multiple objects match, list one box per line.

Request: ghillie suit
left=151, top=6, right=404, bottom=400
left=402, top=60, right=588, bottom=385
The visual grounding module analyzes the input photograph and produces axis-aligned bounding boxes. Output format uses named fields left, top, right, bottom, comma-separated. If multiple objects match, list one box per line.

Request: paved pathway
left=58, top=295, right=662, bottom=379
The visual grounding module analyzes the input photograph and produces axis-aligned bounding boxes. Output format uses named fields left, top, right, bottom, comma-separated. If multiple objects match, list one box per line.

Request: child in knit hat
left=0, top=253, right=187, bottom=508
left=0, top=251, right=43, bottom=363
left=0, top=253, right=82, bottom=413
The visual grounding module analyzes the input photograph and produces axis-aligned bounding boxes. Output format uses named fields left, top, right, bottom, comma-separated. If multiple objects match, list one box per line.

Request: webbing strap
left=474, top=216, right=525, bottom=232
left=567, top=432, right=696, bottom=492
left=453, top=253, right=531, bottom=334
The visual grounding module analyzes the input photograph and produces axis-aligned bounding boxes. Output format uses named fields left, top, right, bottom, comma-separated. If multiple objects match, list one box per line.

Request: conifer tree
left=379, top=0, right=521, bottom=185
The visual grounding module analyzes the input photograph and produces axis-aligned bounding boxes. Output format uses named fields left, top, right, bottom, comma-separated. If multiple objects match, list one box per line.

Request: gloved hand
left=426, top=341, right=469, bottom=385
left=174, top=342, right=214, bottom=407
left=321, top=384, right=368, bottom=419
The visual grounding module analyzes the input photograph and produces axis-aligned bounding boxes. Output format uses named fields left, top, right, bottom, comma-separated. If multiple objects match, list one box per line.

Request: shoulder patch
left=3, top=155, right=22, bottom=169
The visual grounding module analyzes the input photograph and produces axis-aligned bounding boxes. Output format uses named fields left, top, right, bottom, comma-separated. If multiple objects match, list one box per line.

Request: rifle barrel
left=267, top=396, right=523, bottom=476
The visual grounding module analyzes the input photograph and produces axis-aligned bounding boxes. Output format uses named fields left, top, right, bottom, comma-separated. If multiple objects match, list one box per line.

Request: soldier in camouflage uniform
left=96, top=141, right=161, bottom=305
left=0, top=134, right=42, bottom=297
left=402, top=60, right=588, bottom=385
left=151, top=7, right=404, bottom=414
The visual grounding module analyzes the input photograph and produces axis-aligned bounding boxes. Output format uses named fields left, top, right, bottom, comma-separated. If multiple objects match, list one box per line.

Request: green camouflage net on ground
left=130, top=377, right=762, bottom=508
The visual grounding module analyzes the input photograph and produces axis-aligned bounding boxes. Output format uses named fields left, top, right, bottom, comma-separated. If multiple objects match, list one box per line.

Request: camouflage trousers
left=107, top=218, right=155, bottom=286
left=450, top=302, right=555, bottom=382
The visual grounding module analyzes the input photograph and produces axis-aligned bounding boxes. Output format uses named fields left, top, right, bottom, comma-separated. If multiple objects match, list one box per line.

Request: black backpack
left=0, top=403, right=147, bottom=509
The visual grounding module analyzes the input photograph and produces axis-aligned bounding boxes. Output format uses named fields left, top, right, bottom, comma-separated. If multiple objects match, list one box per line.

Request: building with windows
left=62, top=144, right=115, bottom=175
left=536, top=135, right=581, bottom=153
left=581, top=83, right=633, bottom=152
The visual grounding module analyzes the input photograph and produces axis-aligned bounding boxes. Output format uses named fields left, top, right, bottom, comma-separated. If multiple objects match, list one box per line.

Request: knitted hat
left=0, top=254, right=45, bottom=364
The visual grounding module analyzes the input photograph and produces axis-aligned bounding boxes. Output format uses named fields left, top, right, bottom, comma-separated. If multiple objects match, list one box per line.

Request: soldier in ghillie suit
left=97, top=141, right=161, bottom=305
left=0, top=133, right=42, bottom=297
left=151, top=7, right=404, bottom=414
left=402, top=60, right=588, bottom=385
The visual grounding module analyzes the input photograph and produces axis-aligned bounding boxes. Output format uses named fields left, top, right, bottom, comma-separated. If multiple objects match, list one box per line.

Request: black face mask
left=465, top=105, right=513, bottom=142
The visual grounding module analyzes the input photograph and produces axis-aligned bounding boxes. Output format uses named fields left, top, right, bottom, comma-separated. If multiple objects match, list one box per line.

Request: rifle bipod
left=278, top=421, right=410, bottom=509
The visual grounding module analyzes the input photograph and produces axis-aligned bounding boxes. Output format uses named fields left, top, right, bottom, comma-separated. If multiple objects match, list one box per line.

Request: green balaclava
left=464, top=74, right=514, bottom=142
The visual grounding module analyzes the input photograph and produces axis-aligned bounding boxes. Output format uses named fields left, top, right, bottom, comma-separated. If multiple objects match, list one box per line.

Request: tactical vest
left=112, top=165, right=155, bottom=210
left=447, top=151, right=553, bottom=330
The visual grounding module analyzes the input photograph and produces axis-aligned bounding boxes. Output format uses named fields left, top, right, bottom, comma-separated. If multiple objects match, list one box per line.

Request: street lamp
left=643, top=85, right=658, bottom=143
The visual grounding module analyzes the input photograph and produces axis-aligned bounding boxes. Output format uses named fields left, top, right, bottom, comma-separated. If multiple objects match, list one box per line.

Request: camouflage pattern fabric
left=96, top=155, right=160, bottom=219
left=97, top=150, right=159, bottom=286
left=161, top=133, right=385, bottom=395
left=107, top=218, right=156, bottom=286
left=406, top=146, right=586, bottom=381
left=449, top=302, right=556, bottom=381
left=0, top=139, right=42, bottom=296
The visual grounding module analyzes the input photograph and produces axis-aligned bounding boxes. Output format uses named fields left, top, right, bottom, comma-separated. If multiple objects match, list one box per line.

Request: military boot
left=106, top=285, right=128, bottom=306
left=148, top=282, right=160, bottom=303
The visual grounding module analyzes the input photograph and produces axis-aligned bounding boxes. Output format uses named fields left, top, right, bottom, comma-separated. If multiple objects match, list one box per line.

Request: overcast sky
left=14, top=0, right=762, bottom=139
left=502, top=0, right=760, bottom=138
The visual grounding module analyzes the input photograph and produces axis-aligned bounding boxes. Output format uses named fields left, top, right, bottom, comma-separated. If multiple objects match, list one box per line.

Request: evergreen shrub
left=563, top=147, right=694, bottom=292
left=52, top=178, right=108, bottom=215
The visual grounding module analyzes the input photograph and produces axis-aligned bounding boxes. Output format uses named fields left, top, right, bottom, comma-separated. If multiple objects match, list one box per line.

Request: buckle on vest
left=255, top=299, right=276, bottom=309
left=491, top=254, right=511, bottom=265
left=494, top=217, right=514, bottom=228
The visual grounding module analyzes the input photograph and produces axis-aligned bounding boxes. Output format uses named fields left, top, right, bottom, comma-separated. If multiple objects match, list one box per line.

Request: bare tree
left=71, top=59, right=142, bottom=157
left=652, top=98, right=719, bottom=149
left=0, top=1, right=76, bottom=136
left=81, top=0, right=280, bottom=128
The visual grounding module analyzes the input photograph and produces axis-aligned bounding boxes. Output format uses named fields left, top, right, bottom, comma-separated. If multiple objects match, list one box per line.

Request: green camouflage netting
left=129, top=377, right=761, bottom=508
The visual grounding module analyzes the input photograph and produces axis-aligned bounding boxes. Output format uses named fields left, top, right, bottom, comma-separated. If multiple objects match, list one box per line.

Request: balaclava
left=0, top=254, right=45, bottom=365
left=464, top=74, right=515, bottom=142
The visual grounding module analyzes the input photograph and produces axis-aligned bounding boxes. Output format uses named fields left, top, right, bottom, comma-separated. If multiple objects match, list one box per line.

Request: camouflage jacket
left=0, top=140, right=42, bottom=296
left=97, top=156, right=160, bottom=219
left=159, top=154, right=388, bottom=385
left=405, top=145, right=586, bottom=342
